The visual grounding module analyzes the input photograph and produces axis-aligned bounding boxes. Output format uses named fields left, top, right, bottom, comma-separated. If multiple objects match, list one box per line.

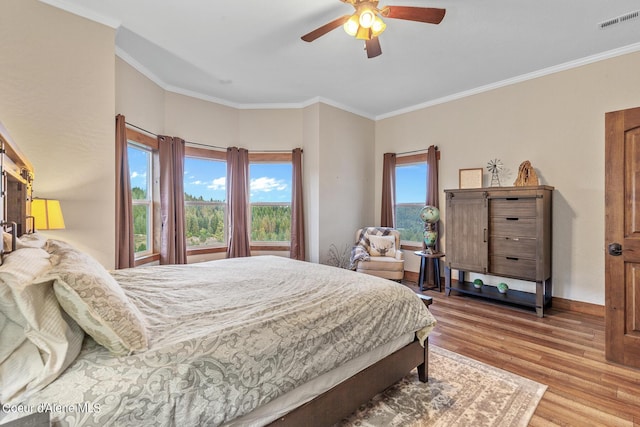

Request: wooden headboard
left=0, top=121, right=34, bottom=242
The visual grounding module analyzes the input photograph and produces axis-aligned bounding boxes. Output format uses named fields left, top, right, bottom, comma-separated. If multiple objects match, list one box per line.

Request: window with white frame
left=184, top=155, right=227, bottom=249
left=128, top=142, right=154, bottom=255
left=249, top=161, right=292, bottom=244
left=395, top=160, right=427, bottom=244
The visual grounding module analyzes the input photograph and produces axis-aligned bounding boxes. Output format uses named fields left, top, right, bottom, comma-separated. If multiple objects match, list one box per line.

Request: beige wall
left=115, top=57, right=165, bottom=135
left=116, top=60, right=375, bottom=263
left=0, top=0, right=115, bottom=267
left=318, top=104, right=375, bottom=264
left=303, top=104, right=321, bottom=262
left=164, top=92, right=238, bottom=146
left=5, top=1, right=637, bottom=305
left=376, top=51, right=640, bottom=304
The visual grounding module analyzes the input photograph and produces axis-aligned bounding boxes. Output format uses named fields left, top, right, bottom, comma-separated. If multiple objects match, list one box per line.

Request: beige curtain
left=426, top=145, right=440, bottom=251
left=226, top=147, right=251, bottom=258
left=290, top=148, right=305, bottom=261
left=159, top=136, right=187, bottom=264
left=380, top=153, right=396, bottom=227
left=115, top=114, right=134, bottom=269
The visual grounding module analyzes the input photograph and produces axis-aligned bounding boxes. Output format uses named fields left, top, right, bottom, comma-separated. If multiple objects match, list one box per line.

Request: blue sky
left=128, top=146, right=149, bottom=196
left=396, top=163, right=427, bottom=203
left=129, top=145, right=424, bottom=204
left=128, top=146, right=292, bottom=203
left=181, top=160, right=292, bottom=202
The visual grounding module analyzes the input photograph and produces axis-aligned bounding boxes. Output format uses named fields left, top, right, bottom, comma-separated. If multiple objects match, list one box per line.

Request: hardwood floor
left=405, top=284, right=640, bottom=426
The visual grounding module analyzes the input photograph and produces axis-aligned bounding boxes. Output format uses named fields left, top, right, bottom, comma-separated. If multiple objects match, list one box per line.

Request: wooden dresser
left=443, top=186, right=553, bottom=317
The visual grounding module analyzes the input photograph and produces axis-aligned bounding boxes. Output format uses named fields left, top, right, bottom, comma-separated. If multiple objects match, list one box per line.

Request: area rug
left=338, top=345, right=547, bottom=427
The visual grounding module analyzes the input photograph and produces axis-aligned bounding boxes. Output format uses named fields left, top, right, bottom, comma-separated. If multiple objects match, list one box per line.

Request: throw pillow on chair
left=369, top=235, right=396, bottom=257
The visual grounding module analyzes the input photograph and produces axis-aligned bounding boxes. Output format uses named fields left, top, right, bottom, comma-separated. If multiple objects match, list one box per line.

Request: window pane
left=395, top=163, right=427, bottom=242
left=185, top=203, right=226, bottom=248
left=184, top=157, right=226, bottom=202
left=251, top=204, right=291, bottom=241
left=128, top=142, right=152, bottom=256
left=128, top=145, right=150, bottom=200
left=396, top=204, right=424, bottom=242
left=132, top=204, right=149, bottom=253
left=249, top=163, right=292, bottom=242
left=184, top=157, right=227, bottom=248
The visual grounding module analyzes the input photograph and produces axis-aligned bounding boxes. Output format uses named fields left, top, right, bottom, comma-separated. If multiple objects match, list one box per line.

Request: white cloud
left=250, top=177, right=288, bottom=193
left=130, top=171, right=146, bottom=179
left=208, top=177, right=226, bottom=191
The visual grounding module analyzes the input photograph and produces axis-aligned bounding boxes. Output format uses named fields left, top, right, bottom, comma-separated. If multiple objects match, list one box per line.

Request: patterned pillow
left=45, top=239, right=148, bottom=355
left=369, top=235, right=396, bottom=258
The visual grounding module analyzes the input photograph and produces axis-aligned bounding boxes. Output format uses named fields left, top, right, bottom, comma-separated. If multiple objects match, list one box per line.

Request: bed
left=0, top=123, right=436, bottom=426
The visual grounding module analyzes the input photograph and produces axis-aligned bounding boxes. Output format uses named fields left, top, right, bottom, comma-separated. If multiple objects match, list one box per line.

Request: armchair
left=351, top=227, right=404, bottom=281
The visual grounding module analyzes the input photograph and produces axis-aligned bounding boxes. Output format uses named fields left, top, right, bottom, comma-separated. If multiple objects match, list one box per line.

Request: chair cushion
left=356, top=256, right=404, bottom=272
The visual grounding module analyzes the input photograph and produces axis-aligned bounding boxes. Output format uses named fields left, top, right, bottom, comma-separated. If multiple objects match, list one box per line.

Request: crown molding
left=41, top=1, right=640, bottom=121
left=120, top=41, right=640, bottom=123
left=376, top=41, right=640, bottom=120
left=38, top=0, right=120, bottom=29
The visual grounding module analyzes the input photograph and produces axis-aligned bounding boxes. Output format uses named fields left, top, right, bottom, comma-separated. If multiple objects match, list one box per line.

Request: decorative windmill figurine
left=487, top=158, right=503, bottom=187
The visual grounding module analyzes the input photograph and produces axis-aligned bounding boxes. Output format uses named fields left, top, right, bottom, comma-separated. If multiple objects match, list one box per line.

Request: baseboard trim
left=404, top=271, right=419, bottom=283
left=551, top=297, right=604, bottom=317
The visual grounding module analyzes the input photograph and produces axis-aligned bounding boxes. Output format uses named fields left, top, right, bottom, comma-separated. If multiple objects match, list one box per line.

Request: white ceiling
left=41, top=0, right=640, bottom=119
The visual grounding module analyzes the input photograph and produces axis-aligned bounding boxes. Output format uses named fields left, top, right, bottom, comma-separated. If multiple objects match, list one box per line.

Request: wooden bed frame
left=0, top=121, right=34, bottom=253
left=0, top=120, right=429, bottom=426
left=270, top=338, right=428, bottom=426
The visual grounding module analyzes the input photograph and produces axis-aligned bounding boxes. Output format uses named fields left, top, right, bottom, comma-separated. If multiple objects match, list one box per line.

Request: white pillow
left=0, top=247, right=84, bottom=404
left=17, top=232, right=47, bottom=249
left=369, top=235, right=397, bottom=258
left=45, top=239, right=148, bottom=356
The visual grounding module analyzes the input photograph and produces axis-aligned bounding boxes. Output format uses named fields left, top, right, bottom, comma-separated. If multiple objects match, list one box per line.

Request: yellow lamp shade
left=32, top=199, right=65, bottom=230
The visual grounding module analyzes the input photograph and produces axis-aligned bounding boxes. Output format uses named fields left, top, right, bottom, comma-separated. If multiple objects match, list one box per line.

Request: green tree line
left=396, top=205, right=425, bottom=242
left=132, top=188, right=291, bottom=251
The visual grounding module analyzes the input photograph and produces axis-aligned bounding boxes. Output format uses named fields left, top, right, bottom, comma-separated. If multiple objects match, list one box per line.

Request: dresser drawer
left=490, top=217, right=536, bottom=237
left=490, top=256, right=536, bottom=281
left=490, top=236, right=536, bottom=258
left=490, top=198, right=536, bottom=217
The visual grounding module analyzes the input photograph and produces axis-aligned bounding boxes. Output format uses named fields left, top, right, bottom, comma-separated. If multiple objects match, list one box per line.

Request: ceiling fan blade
left=301, top=15, right=351, bottom=42
left=365, top=37, right=382, bottom=58
left=382, top=6, right=446, bottom=24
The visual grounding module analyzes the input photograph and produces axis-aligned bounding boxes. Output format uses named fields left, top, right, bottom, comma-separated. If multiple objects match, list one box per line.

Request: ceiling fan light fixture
left=358, top=8, right=376, bottom=29
left=371, top=16, right=386, bottom=36
left=301, top=1, right=447, bottom=58
left=355, top=25, right=372, bottom=40
left=343, top=14, right=360, bottom=36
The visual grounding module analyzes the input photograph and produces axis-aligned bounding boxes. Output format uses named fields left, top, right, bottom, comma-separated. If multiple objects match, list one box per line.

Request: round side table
left=414, top=251, right=445, bottom=292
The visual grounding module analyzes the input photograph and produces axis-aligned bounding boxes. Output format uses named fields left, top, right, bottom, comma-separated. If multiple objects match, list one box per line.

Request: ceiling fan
left=301, top=0, right=446, bottom=58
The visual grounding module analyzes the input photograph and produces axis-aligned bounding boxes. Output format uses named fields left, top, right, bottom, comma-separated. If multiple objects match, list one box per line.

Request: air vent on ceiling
left=599, top=10, right=640, bottom=29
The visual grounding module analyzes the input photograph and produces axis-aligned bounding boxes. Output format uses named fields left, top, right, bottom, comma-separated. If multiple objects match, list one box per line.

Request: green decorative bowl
left=497, top=282, right=509, bottom=294
left=473, top=279, right=483, bottom=289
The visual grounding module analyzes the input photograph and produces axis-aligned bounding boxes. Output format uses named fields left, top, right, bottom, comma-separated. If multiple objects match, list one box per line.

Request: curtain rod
left=125, top=121, right=300, bottom=153
left=126, top=121, right=225, bottom=151
left=126, top=122, right=157, bottom=137
left=397, top=146, right=438, bottom=156
left=185, top=140, right=227, bottom=151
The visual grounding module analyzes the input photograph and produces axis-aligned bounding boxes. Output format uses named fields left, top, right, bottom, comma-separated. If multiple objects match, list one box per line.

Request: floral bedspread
left=7, top=256, right=436, bottom=426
